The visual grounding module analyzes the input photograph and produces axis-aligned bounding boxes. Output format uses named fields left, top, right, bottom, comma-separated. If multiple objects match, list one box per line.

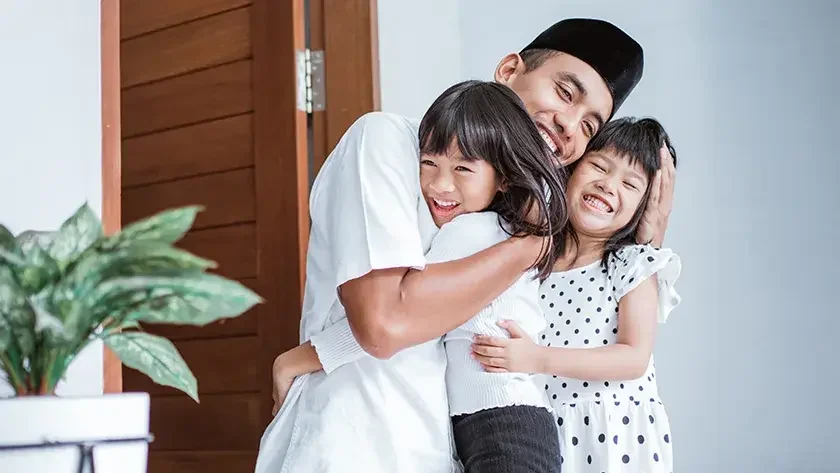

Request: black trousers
left=452, top=405, right=562, bottom=473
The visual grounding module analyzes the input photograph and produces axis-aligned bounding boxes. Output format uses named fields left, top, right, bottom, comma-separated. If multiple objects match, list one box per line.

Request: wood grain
left=251, top=0, right=309, bottom=423
left=178, top=224, right=257, bottom=279
left=147, top=451, right=256, bottom=473
left=121, top=0, right=251, bottom=39
left=122, top=60, right=252, bottom=138
left=122, top=114, right=253, bottom=187
left=102, top=0, right=123, bottom=394
left=147, top=393, right=261, bottom=450
left=122, top=7, right=251, bottom=88
left=122, top=167, right=256, bottom=230
left=123, top=336, right=260, bottom=395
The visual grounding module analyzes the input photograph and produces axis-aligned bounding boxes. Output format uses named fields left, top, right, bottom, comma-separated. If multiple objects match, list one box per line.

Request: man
left=256, top=18, right=673, bottom=473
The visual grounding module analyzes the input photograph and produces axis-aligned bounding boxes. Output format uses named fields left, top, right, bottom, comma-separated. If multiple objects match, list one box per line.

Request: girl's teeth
left=584, top=195, right=612, bottom=212
left=434, top=199, right=458, bottom=208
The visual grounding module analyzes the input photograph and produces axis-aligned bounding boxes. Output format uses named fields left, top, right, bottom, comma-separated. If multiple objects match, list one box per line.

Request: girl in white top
left=471, top=117, right=682, bottom=473
left=266, top=80, right=568, bottom=473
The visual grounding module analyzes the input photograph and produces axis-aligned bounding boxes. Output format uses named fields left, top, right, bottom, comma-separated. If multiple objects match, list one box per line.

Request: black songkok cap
left=521, top=18, right=644, bottom=116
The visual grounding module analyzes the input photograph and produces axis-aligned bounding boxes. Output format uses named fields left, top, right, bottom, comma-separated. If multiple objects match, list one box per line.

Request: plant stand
left=0, top=393, right=151, bottom=473
left=0, top=435, right=154, bottom=473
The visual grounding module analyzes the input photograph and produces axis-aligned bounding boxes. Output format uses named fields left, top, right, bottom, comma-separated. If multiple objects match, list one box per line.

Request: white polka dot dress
left=538, top=245, right=681, bottom=473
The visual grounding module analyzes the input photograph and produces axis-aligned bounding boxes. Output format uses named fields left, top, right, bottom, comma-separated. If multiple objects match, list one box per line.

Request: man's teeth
left=539, top=129, right=558, bottom=153
left=583, top=195, right=613, bottom=213
left=434, top=198, right=458, bottom=209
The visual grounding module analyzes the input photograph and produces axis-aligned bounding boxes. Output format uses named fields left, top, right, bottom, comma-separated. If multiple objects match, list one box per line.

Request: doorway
left=112, top=0, right=379, bottom=470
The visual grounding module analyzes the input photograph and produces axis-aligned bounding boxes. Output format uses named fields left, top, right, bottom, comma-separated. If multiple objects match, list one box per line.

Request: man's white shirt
left=254, top=112, right=455, bottom=473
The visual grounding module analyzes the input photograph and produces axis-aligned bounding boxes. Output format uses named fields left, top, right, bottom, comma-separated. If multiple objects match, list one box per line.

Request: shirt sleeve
left=307, top=112, right=426, bottom=373
left=609, top=245, right=682, bottom=323
left=424, top=212, right=506, bottom=264
left=309, top=317, right=368, bottom=374
left=310, top=112, right=427, bottom=289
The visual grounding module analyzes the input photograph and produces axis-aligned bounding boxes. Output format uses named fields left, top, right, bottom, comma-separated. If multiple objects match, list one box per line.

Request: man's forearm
left=651, top=215, right=669, bottom=248
left=377, top=237, right=539, bottom=355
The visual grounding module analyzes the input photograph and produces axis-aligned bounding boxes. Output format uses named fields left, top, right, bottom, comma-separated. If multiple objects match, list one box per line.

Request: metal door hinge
left=296, top=49, right=326, bottom=113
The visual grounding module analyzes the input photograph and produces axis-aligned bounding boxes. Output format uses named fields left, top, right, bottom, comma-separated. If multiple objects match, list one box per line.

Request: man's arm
left=341, top=234, right=542, bottom=359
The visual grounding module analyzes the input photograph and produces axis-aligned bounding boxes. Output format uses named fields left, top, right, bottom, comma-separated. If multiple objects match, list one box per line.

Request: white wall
left=380, top=1, right=839, bottom=472
left=0, top=0, right=103, bottom=397
left=377, top=0, right=464, bottom=118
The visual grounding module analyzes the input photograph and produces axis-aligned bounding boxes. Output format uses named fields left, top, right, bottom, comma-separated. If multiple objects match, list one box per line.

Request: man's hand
left=637, top=144, right=676, bottom=247
left=471, top=320, right=542, bottom=374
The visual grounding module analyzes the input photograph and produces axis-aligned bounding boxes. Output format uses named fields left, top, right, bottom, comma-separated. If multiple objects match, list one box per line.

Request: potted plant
left=0, top=203, right=262, bottom=472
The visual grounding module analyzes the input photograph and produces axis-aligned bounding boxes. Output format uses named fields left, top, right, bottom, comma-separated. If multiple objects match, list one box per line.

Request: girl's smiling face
left=420, top=139, right=503, bottom=227
left=566, top=148, right=649, bottom=238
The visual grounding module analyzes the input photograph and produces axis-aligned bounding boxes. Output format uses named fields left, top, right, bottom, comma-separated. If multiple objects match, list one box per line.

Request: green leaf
left=94, top=273, right=262, bottom=327
left=16, top=245, right=61, bottom=293
left=48, top=203, right=103, bottom=266
left=0, top=311, right=10, bottom=352
left=17, top=230, right=57, bottom=256
left=101, top=206, right=202, bottom=250
left=52, top=242, right=219, bottom=336
left=104, top=331, right=198, bottom=402
left=62, top=241, right=217, bottom=296
left=0, top=225, right=24, bottom=267
left=0, top=266, right=36, bottom=358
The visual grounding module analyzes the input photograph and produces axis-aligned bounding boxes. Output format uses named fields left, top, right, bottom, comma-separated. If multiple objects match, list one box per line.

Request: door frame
left=309, top=0, right=381, bottom=172
left=101, top=0, right=122, bottom=394
left=99, top=0, right=382, bottom=395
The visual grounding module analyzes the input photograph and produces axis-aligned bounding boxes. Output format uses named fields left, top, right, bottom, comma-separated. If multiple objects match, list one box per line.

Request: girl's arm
left=472, top=277, right=658, bottom=381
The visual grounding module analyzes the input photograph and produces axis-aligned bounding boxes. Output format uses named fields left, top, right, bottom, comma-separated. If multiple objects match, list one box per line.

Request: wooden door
left=119, top=1, right=308, bottom=471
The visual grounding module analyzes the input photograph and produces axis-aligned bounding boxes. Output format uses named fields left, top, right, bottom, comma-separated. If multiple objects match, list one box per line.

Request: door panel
left=120, top=1, right=307, bottom=470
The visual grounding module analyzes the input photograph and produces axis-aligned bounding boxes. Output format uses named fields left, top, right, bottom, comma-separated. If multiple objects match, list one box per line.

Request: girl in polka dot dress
left=472, top=117, right=682, bottom=473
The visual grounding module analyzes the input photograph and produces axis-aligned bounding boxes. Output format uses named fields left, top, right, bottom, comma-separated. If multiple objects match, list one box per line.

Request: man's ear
left=494, top=53, right=526, bottom=85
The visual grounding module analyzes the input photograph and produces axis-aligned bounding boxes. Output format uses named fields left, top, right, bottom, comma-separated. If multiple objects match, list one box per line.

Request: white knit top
left=433, top=212, right=551, bottom=416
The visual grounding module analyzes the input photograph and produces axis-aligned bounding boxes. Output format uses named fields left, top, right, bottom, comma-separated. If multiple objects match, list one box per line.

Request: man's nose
left=553, top=110, right=583, bottom=143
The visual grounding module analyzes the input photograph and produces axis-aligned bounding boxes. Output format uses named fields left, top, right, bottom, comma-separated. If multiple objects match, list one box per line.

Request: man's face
left=495, top=52, right=613, bottom=166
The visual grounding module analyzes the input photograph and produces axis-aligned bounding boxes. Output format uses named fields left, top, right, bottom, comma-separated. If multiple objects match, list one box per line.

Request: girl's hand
left=471, top=320, right=541, bottom=374
left=271, top=355, right=296, bottom=416
left=270, top=342, right=323, bottom=416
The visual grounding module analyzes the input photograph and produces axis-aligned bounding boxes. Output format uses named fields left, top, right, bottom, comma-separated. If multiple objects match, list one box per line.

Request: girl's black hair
left=418, top=80, right=568, bottom=280
left=567, top=116, right=678, bottom=267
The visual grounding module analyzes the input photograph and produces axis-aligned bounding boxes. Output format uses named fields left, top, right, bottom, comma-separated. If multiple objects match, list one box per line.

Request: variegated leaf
left=0, top=225, right=24, bottom=267
left=0, top=266, right=36, bottom=357
left=16, top=245, right=60, bottom=293
left=0, top=310, right=11, bottom=352
left=104, top=331, right=198, bottom=401
left=48, top=203, right=103, bottom=266
left=101, top=206, right=202, bottom=250
left=97, top=273, right=262, bottom=326
left=17, top=230, right=57, bottom=256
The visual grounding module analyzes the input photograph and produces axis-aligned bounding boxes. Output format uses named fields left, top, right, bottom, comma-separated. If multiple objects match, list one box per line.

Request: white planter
left=0, top=392, right=150, bottom=473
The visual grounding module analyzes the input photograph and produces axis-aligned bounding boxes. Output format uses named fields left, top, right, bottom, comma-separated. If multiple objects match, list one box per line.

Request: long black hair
left=568, top=116, right=678, bottom=267
left=418, top=80, right=568, bottom=280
